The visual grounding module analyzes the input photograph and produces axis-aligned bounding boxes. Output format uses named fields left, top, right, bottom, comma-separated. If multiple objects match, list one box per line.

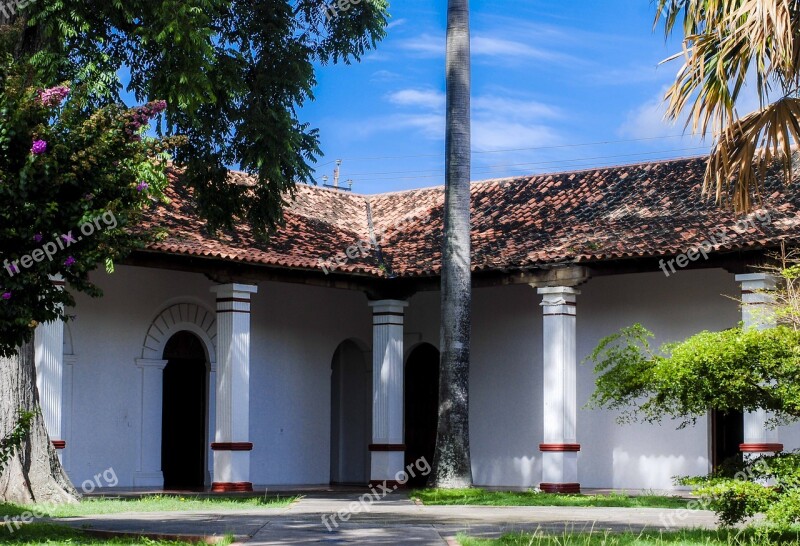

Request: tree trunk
left=0, top=340, right=79, bottom=504
left=431, top=0, right=473, bottom=489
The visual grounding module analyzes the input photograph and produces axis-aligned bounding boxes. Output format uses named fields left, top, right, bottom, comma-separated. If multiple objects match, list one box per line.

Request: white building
left=33, top=156, right=800, bottom=493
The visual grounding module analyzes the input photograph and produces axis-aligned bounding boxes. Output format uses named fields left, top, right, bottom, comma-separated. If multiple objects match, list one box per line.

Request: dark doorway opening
left=404, top=343, right=440, bottom=488
left=711, top=410, right=744, bottom=470
left=330, top=340, right=371, bottom=485
left=162, top=331, right=207, bottom=490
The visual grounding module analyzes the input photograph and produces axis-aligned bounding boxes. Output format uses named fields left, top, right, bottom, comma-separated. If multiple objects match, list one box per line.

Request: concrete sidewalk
left=58, top=490, right=719, bottom=545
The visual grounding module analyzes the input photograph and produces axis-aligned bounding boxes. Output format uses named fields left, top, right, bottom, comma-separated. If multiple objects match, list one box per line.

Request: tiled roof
left=144, top=177, right=382, bottom=276
left=142, top=156, right=800, bottom=278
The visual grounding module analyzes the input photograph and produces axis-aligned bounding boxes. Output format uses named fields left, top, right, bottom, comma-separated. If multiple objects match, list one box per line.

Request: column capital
left=49, top=274, right=65, bottom=287
left=369, top=299, right=409, bottom=313
left=538, top=287, right=580, bottom=312
left=735, top=273, right=778, bottom=291
left=538, top=286, right=581, bottom=297
left=135, top=358, right=168, bottom=370
left=210, top=283, right=258, bottom=298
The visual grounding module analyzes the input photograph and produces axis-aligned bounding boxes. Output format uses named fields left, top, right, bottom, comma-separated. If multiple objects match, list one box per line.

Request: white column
left=134, top=358, right=168, bottom=487
left=736, top=273, right=782, bottom=456
left=368, top=299, right=408, bottom=487
left=61, top=355, right=76, bottom=472
left=211, top=283, right=257, bottom=492
left=538, top=286, right=581, bottom=493
left=34, top=277, right=66, bottom=457
left=207, top=364, right=216, bottom=487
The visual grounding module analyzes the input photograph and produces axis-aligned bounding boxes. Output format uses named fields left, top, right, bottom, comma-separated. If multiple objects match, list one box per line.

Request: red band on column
left=540, top=483, right=581, bottom=494
left=211, top=482, right=253, bottom=492
left=539, top=443, right=581, bottom=452
left=740, top=443, right=783, bottom=453
left=51, top=440, right=66, bottom=449
left=211, top=442, right=253, bottom=451
left=368, top=444, right=406, bottom=452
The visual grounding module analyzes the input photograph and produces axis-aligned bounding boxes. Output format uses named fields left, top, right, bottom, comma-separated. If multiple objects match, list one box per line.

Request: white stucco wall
left=60, top=263, right=779, bottom=490
left=576, top=269, right=740, bottom=490
left=464, top=268, right=742, bottom=490
left=65, top=265, right=370, bottom=488
left=248, top=281, right=370, bottom=485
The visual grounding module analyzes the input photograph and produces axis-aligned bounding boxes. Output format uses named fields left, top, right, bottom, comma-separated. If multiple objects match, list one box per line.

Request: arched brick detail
left=141, top=303, right=217, bottom=366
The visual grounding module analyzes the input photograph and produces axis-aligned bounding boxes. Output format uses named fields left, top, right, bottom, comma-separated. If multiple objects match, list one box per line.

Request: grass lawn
left=0, top=522, right=234, bottom=545
left=0, top=493, right=294, bottom=518
left=459, top=529, right=800, bottom=546
left=413, top=489, right=692, bottom=509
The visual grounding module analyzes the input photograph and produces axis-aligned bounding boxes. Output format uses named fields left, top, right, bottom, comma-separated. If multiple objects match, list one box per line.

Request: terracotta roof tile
left=142, top=157, right=800, bottom=278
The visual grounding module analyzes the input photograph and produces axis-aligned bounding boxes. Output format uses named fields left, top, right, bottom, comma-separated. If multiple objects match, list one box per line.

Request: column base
left=540, top=482, right=581, bottom=494
left=368, top=480, right=403, bottom=490
left=741, top=443, right=783, bottom=453
left=211, top=482, right=253, bottom=493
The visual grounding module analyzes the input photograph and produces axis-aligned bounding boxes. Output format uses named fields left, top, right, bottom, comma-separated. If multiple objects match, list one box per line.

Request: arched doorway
left=330, top=340, right=371, bottom=485
left=405, top=343, right=440, bottom=488
left=162, top=331, right=208, bottom=490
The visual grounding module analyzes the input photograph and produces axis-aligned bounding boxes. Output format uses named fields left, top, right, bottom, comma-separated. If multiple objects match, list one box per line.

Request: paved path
left=58, top=491, right=719, bottom=545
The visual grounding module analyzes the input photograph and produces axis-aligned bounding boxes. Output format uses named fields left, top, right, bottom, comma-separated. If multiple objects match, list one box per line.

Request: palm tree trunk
left=0, top=340, right=79, bottom=504
left=431, top=0, right=473, bottom=489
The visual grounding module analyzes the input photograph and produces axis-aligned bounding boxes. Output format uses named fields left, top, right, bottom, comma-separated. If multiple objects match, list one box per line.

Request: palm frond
left=705, top=96, right=800, bottom=212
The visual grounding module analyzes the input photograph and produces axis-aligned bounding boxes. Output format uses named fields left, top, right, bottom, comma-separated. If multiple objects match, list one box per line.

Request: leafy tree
left=0, top=41, right=175, bottom=503
left=23, top=0, right=387, bottom=238
left=1, top=0, right=388, bottom=503
left=431, top=0, right=473, bottom=488
left=656, top=0, right=800, bottom=212
left=588, top=324, right=800, bottom=428
left=586, top=261, right=800, bottom=526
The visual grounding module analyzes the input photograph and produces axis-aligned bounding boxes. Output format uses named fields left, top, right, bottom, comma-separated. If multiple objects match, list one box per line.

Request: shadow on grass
left=0, top=494, right=293, bottom=518
left=0, top=522, right=233, bottom=545
left=459, top=528, right=800, bottom=546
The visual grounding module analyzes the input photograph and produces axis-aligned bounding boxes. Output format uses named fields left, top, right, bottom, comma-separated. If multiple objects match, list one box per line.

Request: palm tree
left=430, top=0, right=473, bottom=489
left=657, top=0, right=800, bottom=213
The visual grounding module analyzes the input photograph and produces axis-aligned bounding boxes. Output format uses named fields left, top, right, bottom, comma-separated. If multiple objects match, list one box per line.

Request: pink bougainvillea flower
left=31, top=140, right=47, bottom=155
left=33, top=233, right=43, bottom=242
left=37, top=85, right=70, bottom=107
left=1, top=292, right=11, bottom=300
left=64, top=256, right=76, bottom=267
left=151, top=100, right=167, bottom=115
left=136, top=181, right=149, bottom=192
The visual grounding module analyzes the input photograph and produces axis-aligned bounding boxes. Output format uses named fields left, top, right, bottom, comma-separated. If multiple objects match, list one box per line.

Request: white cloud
left=618, top=89, right=685, bottom=140
left=619, top=81, right=764, bottom=142
left=472, top=36, right=573, bottom=63
left=472, top=120, right=558, bottom=153
left=396, top=32, right=574, bottom=64
left=472, top=96, right=561, bottom=121
left=379, top=87, right=564, bottom=153
left=387, top=89, right=445, bottom=110
left=397, top=33, right=443, bottom=57
left=387, top=18, right=407, bottom=30
left=370, top=70, right=402, bottom=83
left=586, top=63, right=667, bottom=86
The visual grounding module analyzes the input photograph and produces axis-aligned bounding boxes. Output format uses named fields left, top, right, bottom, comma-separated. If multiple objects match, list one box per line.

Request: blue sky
left=302, top=0, right=728, bottom=194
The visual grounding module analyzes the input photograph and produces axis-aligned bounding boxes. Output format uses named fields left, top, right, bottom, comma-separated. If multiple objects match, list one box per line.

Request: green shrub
left=679, top=451, right=800, bottom=527
left=692, top=479, right=777, bottom=526
left=766, top=488, right=800, bottom=525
